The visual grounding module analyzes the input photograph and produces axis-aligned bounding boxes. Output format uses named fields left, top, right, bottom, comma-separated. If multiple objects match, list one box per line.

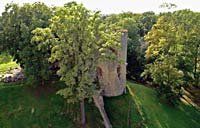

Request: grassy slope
left=0, top=82, right=76, bottom=128
left=127, top=81, right=200, bottom=128
left=104, top=91, right=143, bottom=128
left=0, top=81, right=200, bottom=128
left=0, top=82, right=143, bottom=128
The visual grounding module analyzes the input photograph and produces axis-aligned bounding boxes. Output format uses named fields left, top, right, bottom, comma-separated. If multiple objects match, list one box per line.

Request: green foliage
left=137, top=11, right=157, bottom=37
left=130, top=12, right=157, bottom=80
left=104, top=12, right=157, bottom=80
left=1, top=2, right=53, bottom=86
left=173, top=10, right=200, bottom=87
left=144, top=58, right=183, bottom=105
left=0, top=53, right=13, bottom=64
left=144, top=10, right=200, bottom=105
left=144, top=15, right=183, bottom=105
left=32, top=3, right=121, bottom=103
left=0, top=16, right=3, bottom=51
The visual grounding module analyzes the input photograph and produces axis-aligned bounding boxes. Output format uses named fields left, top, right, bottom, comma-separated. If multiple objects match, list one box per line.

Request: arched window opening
left=97, top=67, right=102, bottom=77
left=117, top=65, right=121, bottom=79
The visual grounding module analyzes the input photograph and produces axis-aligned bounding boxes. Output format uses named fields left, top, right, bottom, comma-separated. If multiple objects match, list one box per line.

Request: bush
left=0, top=53, right=12, bottom=64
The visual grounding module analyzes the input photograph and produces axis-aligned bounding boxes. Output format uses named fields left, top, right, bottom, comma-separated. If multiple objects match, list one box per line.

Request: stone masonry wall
left=97, top=32, right=128, bottom=97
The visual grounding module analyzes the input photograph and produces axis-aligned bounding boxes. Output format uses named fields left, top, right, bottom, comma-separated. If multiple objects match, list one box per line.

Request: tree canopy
left=1, top=2, right=53, bottom=85
left=143, top=10, right=200, bottom=105
left=31, top=3, right=122, bottom=126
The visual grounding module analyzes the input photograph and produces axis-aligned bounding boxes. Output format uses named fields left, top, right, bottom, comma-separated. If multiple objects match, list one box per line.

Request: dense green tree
left=137, top=11, right=157, bottom=37
left=173, top=10, right=200, bottom=87
left=0, top=53, right=12, bottom=64
left=1, top=2, right=52, bottom=85
left=32, top=3, right=121, bottom=126
left=144, top=10, right=200, bottom=105
left=144, top=16, right=183, bottom=105
left=144, top=57, right=183, bottom=105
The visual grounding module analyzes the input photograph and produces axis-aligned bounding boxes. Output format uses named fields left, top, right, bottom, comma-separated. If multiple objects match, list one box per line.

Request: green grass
left=0, top=82, right=76, bottom=128
left=104, top=92, right=143, bottom=128
left=127, top=81, right=200, bottom=128
left=0, top=61, right=19, bottom=75
left=0, top=81, right=199, bottom=128
left=0, top=81, right=143, bottom=128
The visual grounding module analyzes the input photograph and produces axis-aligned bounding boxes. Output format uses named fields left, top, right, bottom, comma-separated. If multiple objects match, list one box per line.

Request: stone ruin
left=1, top=67, right=24, bottom=83
left=93, top=31, right=128, bottom=128
left=96, top=32, right=127, bottom=96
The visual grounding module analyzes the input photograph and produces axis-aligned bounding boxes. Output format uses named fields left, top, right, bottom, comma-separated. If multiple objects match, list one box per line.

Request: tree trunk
left=80, top=99, right=86, bottom=128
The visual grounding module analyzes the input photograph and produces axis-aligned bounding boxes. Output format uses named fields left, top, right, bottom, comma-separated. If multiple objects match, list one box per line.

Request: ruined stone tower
left=93, top=32, right=128, bottom=128
left=96, top=32, right=128, bottom=97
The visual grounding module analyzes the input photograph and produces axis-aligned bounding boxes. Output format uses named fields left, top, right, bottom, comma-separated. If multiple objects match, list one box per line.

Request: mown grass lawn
left=0, top=79, right=199, bottom=128
left=127, top=81, right=200, bottom=128
left=0, top=82, right=76, bottom=128
left=0, top=81, right=143, bottom=128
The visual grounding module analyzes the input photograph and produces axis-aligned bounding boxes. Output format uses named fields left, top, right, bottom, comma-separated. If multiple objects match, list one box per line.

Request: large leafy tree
left=144, top=16, right=184, bottom=105
left=144, top=10, right=200, bottom=105
left=173, top=10, right=200, bottom=87
left=32, top=3, right=121, bottom=126
left=1, top=2, right=52, bottom=85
